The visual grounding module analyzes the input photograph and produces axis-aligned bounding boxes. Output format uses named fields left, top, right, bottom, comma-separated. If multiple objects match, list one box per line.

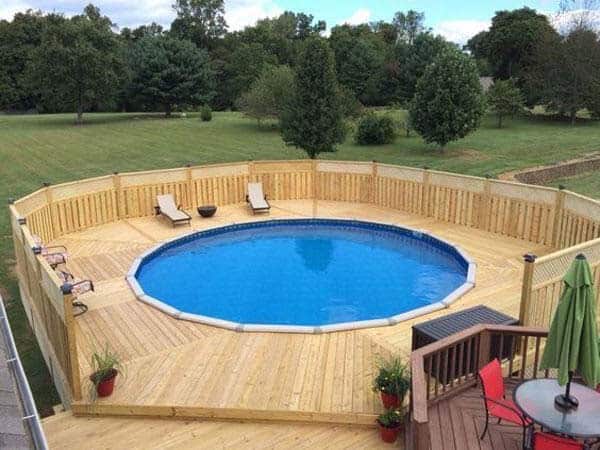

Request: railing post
left=477, top=329, right=492, bottom=370
left=112, top=172, right=122, bottom=220
left=551, top=186, right=566, bottom=248
left=519, top=253, right=537, bottom=326
left=61, top=283, right=82, bottom=401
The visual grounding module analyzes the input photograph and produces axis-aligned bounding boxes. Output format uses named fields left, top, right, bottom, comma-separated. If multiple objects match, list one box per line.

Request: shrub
left=355, top=113, right=396, bottom=145
left=200, top=105, right=212, bottom=122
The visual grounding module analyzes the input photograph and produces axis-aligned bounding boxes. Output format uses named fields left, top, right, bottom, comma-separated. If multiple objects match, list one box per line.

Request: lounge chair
left=246, top=182, right=270, bottom=214
left=155, top=194, right=192, bottom=226
left=32, top=235, right=68, bottom=268
left=56, top=269, right=94, bottom=317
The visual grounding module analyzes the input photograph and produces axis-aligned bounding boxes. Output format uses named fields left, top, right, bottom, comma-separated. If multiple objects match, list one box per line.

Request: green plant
left=355, top=112, right=396, bottom=145
left=373, top=357, right=411, bottom=400
left=377, top=409, right=404, bottom=428
left=409, top=48, right=485, bottom=150
left=200, top=105, right=212, bottom=122
left=90, top=346, right=121, bottom=386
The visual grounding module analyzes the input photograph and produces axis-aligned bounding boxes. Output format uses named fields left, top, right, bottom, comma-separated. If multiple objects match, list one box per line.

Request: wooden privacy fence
left=8, top=203, right=81, bottom=406
left=8, top=160, right=600, bottom=405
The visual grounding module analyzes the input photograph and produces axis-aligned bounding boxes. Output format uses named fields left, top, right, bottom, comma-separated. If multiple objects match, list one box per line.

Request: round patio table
left=514, top=378, right=600, bottom=440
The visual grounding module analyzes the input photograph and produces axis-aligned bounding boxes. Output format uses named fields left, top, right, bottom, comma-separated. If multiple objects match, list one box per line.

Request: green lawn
left=546, top=171, right=600, bottom=199
left=2, top=110, right=600, bottom=414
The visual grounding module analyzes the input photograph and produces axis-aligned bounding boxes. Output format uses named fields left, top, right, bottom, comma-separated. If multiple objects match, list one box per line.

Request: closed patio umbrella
left=539, top=253, right=600, bottom=410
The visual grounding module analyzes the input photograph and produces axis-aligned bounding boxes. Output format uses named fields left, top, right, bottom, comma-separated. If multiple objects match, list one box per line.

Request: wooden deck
left=49, top=200, right=549, bottom=427
left=43, top=411, right=393, bottom=449
left=428, top=380, right=524, bottom=450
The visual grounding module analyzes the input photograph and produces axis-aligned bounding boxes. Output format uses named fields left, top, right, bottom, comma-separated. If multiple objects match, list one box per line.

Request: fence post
left=112, top=172, right=123, bottom=220
left=422, top=167, right=431, bottom=217
left=480, top=175, right=492, bottom=230
left=370, top=161, right=378, bottom=205
left=551, top=186, right=566, bottom=248
left=61, top=284, right=82, bottom=401
left=519, top=254, right=537, bottom=326
left=43, top=183, right=57, bottom=240
left=312, top=160, right=318, bottom=217
left=186, top=164, right=193, bottom=209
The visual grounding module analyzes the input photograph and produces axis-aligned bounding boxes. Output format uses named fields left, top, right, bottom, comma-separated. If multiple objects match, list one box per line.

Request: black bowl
left=197, top=205, right=217, bottom=218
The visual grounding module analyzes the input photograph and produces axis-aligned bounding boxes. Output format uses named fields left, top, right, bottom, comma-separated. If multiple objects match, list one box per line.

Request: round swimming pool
left=127, top=219, right=475, bottom=333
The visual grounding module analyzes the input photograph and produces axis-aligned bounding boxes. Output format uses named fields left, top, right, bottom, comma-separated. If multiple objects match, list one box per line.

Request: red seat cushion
left=487, top=398, right=532, bottom=426
left=533, top=432, right=583, bottom=450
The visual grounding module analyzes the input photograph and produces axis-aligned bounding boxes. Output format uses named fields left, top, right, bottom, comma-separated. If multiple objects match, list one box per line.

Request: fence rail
left=8, top=160, right=600, bottom=408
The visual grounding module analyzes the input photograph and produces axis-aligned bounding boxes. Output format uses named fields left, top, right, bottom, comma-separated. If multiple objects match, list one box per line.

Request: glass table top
left=514, top=378, right=600, bottom=439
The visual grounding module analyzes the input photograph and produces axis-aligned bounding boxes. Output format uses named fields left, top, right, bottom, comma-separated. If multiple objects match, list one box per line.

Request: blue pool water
left=135, top=220, right=468, bottom=326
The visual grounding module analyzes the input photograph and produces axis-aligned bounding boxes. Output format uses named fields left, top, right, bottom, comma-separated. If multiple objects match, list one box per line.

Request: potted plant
left=373, top=357, right=410, bottom=409
left=89, top=347, right=121, bottom=399
left=376, top=409, right=403, bottom=443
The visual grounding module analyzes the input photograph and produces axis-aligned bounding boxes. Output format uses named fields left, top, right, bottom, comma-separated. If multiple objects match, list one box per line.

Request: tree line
left=0, top=1, right=463, bottom=122
left=1, top=0, right=599, bottom=132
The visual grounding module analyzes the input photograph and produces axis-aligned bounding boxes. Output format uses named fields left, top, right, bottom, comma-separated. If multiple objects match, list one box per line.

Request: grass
left=546, top=171, right=600, bottom=199
left=1, top=110, right=600, bottom=414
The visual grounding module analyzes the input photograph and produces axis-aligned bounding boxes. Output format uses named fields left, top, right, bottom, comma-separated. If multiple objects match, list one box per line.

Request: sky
left=0, top=0, right=563, bottom=44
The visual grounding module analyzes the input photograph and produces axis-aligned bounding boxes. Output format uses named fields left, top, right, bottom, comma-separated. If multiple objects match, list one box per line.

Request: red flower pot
left=380, top=392, right=400, bottom=409
left=91, top=369, right=118, bottom=397
left=378, top=423, right=401, bottom=443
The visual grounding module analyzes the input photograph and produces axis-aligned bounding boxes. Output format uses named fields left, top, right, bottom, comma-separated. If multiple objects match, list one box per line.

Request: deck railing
left=409, top=324, right=549, bottom=450
left=8, top=160, right=599, bottom=408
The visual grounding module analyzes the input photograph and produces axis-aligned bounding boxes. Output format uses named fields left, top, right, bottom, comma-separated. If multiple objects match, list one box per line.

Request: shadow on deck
left=428, top=379, right=523, bottom=450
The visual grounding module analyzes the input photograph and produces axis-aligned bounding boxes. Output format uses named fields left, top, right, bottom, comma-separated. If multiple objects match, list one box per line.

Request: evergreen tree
left=280, top=38, right=345, bottom=158
left=409, top=49, right=485, bottom=150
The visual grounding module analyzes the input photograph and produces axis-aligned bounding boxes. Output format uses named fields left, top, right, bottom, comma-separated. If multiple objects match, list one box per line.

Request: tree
left=329, top=25, right=387, bottom=104
left=396, top=33, right=453, bottom=103
left=487, top=79, right=525, bottom=128
left=28, top=6, right=123, bottom=123
left=0, top=10, right=49, bottom=111
left=170, top=0, right=227, bottom=49
left=478, top=8, right=558, bottom=81
left=281, top=38, right=346, bottom=158
left=392, top=10, right=428, bottom=44
left=527, top=28, right=600, bottom=124
left=237, top=65, right=294, bottom=124
left=409, top=49, right=485, bottom=150
left=128, top=35, right=215, bottom=116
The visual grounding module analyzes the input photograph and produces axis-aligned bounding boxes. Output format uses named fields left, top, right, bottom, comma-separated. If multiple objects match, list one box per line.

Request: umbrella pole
left=555, top=371, right=579, bottom=410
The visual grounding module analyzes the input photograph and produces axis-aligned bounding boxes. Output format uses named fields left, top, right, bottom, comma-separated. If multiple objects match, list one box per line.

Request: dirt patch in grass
left=455, top=148, right=490, bottom=161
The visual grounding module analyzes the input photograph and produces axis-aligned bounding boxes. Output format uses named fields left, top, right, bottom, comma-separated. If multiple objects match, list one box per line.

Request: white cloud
left=0, top=0, right=284, bottom=31
left=342, top=8, right=371, bottom=26
left=435, top=19, right=490, bottom=45
left=225, top=0, right=283, bottom=31
left=548, top=9, right=600, bottom=34
left=0, top=0, right=33, bottom=21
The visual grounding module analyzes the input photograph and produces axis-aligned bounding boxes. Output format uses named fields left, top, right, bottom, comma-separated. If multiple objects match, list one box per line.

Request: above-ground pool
left=127, top=219, right=476, bottom=333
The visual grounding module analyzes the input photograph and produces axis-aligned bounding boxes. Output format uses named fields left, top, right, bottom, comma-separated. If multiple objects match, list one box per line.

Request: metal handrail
left=0, top=293, right=49, bottom=450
